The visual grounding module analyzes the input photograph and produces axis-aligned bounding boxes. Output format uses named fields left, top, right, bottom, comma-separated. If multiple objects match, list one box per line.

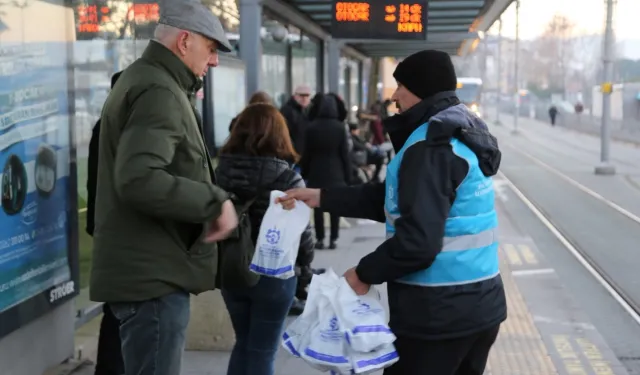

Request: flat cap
left=159, top=0, right=233, bottom=53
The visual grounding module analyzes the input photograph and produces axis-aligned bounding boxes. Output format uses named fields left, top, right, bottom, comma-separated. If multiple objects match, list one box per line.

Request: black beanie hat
left=393, top=50, right=457, bottom=100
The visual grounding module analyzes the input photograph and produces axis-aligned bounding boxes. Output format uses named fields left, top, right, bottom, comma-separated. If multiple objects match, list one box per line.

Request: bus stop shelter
left=240, top=0, right=515, bottom=94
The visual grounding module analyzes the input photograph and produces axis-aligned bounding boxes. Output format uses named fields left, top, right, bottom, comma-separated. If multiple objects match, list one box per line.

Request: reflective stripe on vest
left=385, top=208, right=498, bottom=252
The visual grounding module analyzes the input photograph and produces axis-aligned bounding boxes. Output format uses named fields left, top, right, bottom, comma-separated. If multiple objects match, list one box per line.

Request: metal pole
left=239, top=0, right=262, bottom=101
left=328, top=40, right=341, bottom=94
left=495, top=18, right=502, bottom=126
left=511, top=0, right=520, bottom=135
left=595, top=0, right=616, bottom=175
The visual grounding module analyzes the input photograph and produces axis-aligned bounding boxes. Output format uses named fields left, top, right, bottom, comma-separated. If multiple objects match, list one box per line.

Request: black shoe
left=288, top=299, right=305, bottom=316
left=315, top=242, right=325, bottom=250
left=312, top=268, right=326, bottom=275
left=329, top=241, right=337, bottom=250
left=296, top=289, right=308, bottom=301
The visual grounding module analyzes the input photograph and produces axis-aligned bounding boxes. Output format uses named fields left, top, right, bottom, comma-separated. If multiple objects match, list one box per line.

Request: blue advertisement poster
left=0, top=42, right=73, bottom=314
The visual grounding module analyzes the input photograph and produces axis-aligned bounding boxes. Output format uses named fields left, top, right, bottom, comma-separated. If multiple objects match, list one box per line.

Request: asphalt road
left=490, top=112, right=640, bottom=374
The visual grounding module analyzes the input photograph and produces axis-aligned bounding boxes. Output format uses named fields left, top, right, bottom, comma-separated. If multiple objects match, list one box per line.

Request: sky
left=487, top=0, right=638, bottom=54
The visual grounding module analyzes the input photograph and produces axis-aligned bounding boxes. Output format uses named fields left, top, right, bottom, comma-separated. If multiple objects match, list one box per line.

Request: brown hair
left=248, top=91, right=272, bottom=105
left=221, top=103, right=299, bottom=163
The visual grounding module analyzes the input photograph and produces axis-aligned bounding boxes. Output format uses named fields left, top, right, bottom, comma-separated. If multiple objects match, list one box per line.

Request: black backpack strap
left=236, top=195, right=259, bottom=215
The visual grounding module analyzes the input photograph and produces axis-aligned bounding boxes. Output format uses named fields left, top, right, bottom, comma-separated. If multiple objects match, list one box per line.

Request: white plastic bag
left=333, top=278, right=396, bottom=353
left=299, top=270, right=352, bottom=373
left=282, top=269, right=399, bottom=374
left=283, top=271, right=339, bottom=372
left=301, top=297, right=352, bottom=373
left=281, top=301, right=316, bottom=358
left=349, top=343, right=399, bottom=373
left=281, top=271, right=325, bottom=358
left=250, top=190, right=311, bottom=279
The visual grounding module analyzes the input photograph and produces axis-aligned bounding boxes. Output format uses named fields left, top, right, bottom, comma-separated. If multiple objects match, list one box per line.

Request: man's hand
left=203, top=200, right=238, bottom=243
left=344, top=267, right=370, bottom=295
left=275, top=188, right=321, bottom=210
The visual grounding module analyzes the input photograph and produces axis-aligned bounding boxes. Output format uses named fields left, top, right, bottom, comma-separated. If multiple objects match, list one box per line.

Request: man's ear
left=176, top=31, right=190, bottom=56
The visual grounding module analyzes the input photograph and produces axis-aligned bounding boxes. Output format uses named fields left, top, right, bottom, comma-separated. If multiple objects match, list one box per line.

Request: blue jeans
left=109, top=291, right=190, bottom=375
left=222, top=276, right=297, bottom=375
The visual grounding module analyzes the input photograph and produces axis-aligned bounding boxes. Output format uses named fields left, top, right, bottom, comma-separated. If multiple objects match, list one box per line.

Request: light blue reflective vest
left=385, top=122, right=499, bottom=287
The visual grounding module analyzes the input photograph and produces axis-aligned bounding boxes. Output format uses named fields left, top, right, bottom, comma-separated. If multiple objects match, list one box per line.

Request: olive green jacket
left=90, top=41, right=228, bottom=302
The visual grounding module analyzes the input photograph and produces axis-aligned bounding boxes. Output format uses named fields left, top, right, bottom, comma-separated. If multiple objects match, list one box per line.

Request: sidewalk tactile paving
left=486, top=249, right=558, bottom=375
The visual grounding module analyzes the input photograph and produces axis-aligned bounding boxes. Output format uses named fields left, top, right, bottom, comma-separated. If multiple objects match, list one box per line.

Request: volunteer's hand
left=203, top=200, right=238, bottom=243
left=344, top=267, right=370, bottom=295
left=275, top=188, right=321, bottom=210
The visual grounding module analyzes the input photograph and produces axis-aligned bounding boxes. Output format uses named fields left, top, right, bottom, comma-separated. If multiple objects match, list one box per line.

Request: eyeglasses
left=295, top=93, right=310, bottom=97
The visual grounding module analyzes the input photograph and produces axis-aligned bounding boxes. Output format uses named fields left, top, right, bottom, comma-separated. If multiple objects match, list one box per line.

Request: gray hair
left=153, top=23, right=184, bottom=43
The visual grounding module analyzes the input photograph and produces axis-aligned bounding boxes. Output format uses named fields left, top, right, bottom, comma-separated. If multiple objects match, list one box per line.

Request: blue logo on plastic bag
left=320, top=315, right=342, bottom=341
left=352, top=299, right=383, bottom=315
left=329, top=316, right=339, bottom=331
left=265, top=227, right=280, bottom=244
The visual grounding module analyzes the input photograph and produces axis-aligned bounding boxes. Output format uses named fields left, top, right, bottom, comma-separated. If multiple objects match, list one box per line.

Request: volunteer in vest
left=276, top=50, right=507, bottom=375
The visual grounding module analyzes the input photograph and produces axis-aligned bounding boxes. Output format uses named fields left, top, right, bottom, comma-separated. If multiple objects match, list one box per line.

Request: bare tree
left=530, top=13, right=577, bottom=99
left=572, top=33, right=602, bottom=100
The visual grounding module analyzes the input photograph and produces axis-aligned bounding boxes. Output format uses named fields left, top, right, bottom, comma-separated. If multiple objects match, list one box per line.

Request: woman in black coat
left=300, top=93, right=351, bottom=249
left=215, top=103, right=315, bottom=375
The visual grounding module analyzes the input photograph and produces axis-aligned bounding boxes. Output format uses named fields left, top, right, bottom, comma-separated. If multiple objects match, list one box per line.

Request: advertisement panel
left=0, top=40, right=79, bottom=338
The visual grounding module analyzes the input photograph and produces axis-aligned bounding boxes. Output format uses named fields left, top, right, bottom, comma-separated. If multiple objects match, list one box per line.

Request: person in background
left=86, top=71, right=124, bottom=375
left=277, top=50, right=505, bottom=375
left=215, top=103, right=315, bottom=375
left=280, top=85, right=312, bottom=163
left=360, top=101, right=393, bottom=163
left=300, top=92, right=351, bottom=250
left=348, top=122, right=384, bottom=183
left=368, top=101, right=386, bottom=146
left=89, top=2, right=239, bottom=374
left=382, top=98, right=394, bottom=119
left=229, top=91, right=273, bottom=132
left=549, top=104, right=558, bottom=126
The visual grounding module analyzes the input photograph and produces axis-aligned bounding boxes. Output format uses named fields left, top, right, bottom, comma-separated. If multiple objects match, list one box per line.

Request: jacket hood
left=215, top=154, right=292, bottom=198
left=308, top=93, right=347, bottom=121
left=384, top=91, right=500, bottom=177
left=429, top=104, right=501, bottom=177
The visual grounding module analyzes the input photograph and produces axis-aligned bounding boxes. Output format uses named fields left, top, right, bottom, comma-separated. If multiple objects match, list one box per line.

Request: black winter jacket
left=215, top=154, right=315, bottom=268
left=300, top=93, right=351, bottom=188
left=320, top=92, right=506, bottom=340
left=280, top=97, right=308, bottom=157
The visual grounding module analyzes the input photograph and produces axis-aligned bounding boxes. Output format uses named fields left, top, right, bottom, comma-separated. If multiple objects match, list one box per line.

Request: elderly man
left=281, top=85, right=312, bottom=158
left=89, top=1, right=238, bottom=374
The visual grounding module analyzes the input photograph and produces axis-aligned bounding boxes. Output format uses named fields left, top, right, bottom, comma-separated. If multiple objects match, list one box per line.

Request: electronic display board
left=75, top=2, right=160, bottom=39
left=330, top=0, right=428, bottom=40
